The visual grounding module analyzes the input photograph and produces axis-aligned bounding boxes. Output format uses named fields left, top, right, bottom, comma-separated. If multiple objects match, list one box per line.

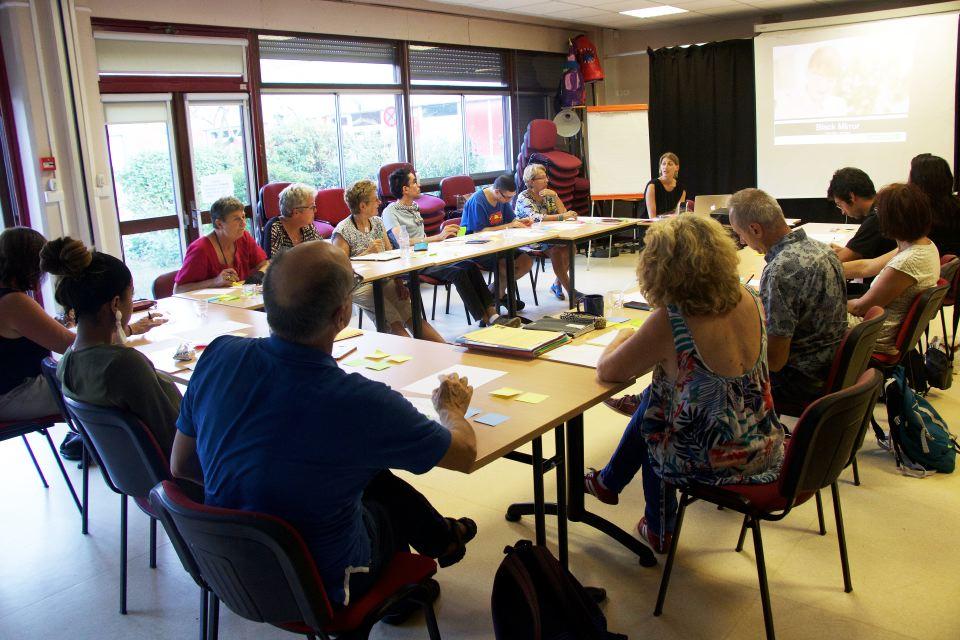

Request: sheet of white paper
left=540, top=343, right=605, bottom=369
left=747, top=278, right=761, bottom=289
left=403, top=396, right=439, bottom=421
left=402, top=364, right=507, bottom=395
left=622, top=291, right=647, bottom=304
left=170, top=320, right=253, bottom=344
left=585, top=330, right=619, bottom=347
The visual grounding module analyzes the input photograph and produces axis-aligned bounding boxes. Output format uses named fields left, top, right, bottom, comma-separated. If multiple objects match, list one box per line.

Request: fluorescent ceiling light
left=620, top=6, right=688, bottom=19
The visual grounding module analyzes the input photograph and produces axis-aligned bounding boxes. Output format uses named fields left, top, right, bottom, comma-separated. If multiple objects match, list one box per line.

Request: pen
left=335, top=346, right=358, bottom=361
left=147, top=311, right=154, bottom=320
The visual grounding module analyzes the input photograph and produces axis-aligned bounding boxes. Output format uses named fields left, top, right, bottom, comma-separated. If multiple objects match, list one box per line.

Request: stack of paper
left=456, top=324, right=568, bottom=358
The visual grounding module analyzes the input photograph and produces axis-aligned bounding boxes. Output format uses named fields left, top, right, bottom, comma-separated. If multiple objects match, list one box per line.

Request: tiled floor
left=2, top=250, right=959, bottom=639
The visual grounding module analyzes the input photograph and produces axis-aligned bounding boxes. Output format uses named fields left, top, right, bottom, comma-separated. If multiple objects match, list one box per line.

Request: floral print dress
left=641, top=288, right=785, bottom=486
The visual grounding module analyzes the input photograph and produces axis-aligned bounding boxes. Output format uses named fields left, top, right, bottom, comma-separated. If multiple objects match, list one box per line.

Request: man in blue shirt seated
left=460, top=174, right=534, bottom=310
left=170, top=241, right=479, bottom=611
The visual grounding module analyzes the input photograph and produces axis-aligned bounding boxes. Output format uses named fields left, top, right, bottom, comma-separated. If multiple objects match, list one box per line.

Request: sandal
left=438, top=517, right=478, bottom=568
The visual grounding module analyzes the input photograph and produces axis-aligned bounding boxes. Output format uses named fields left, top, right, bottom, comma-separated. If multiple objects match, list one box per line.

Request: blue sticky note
left=475, top=412, right=509, bottom=426
left=465, top=407, right=481, bottom=418
left=414, top=242, right=428, bottom=251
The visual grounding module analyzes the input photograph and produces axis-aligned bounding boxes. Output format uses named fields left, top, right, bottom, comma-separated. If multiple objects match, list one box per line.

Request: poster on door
left=199, top=173, right=235, bottom=208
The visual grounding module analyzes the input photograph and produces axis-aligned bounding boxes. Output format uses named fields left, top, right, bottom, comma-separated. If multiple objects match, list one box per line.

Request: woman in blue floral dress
left=584, top=215, right=784, bottom=553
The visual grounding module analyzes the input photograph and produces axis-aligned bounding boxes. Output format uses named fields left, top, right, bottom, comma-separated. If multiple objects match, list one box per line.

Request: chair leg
left=431, top=285, right=438, bottom=320
left=81, top=444, right=89, bottom=534
left=831, top=482, right=853, bottom=593
left=654, top=492, right=691, bottom=616
left=445, top=284, right=452, bottom=315
left=749, top=519, right=776, bottom=640
left=120, top=494, right=128, bottom=615
left=940, top=309, right=950, bottom=357
left=735, top=515, right=749, bottom=552
left=529, top=269, right=539, bottom=307
left=200, top=586, right=209, bottom=640
left=208, top=594, right=220, bottom=640
left=22, top=435, right=49, bottom=488
left=815, top=490, right=827, bottom=535
left=952, top=304, right=960, bottom=355
left=423, top=601, right=442, bottom=640
left=41, top=428, right=81, bottom=512
left=149, top=517, right=158, bottom=568
left=357, top=307, right=363, bottom=329
left=851, top=457, right=861, bottom=486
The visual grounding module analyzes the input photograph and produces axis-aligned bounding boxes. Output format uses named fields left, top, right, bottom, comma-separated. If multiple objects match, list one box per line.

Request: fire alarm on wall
left=40, top=156, right=56, bottom=171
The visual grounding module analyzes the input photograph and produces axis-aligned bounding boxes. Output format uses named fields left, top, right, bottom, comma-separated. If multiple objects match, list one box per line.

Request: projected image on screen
left=772, top=31, right=913, bottom=145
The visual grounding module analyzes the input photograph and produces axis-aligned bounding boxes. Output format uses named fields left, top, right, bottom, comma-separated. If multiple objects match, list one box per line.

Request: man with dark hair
left=460, top=174, right=534, bottom=307
left=171, top=241, right=479, bottom=612
left=827, top=167, right=896, bottom=262
left=382, top=167, right=514, bottom=327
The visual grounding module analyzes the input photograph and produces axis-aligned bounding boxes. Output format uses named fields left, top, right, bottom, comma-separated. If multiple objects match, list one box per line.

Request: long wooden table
left=131, top=296, right=644, bottom=569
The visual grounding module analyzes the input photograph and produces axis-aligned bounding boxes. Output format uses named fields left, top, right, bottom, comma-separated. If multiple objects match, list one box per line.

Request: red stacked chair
left=439, top=175, right=476, bottom=215
left=314, top=187, right=350, bottom=236
left=377, top=163, right=445, bottom=218
left=515, top=119, right=588, bottom=213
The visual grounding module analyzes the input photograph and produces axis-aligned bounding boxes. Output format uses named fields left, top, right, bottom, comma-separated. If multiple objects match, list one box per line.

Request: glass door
left=185, top=95, right=256, bottom=235
left=103, top=96, right=185, bottom=297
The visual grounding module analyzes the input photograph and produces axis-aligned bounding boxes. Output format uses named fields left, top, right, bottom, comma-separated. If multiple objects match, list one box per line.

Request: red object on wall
left=40, top=156, right=56, bottom=171
left=572, top=35, right=604, bottom=83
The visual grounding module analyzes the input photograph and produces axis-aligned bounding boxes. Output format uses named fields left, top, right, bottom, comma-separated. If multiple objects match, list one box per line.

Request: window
left=409, top=45, right=507, bottom=87
left=262, top=92, right=402, bottom=188
left=258, top=36, right=399, bottom=84
left=411, top=94, right=510, bottom=180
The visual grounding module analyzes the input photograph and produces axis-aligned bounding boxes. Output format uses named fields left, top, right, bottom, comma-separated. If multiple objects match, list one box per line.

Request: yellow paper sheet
left=335, top=327, right=364, bottom=341
left=365, top=349, right=390, bottom=360
left=462, top=325, right=563, bottom=350
left=516, top=392, right=549, bottom=404
left=490, top=387, right=523, bottom=398
left=386, top=355, right=412, bottom=363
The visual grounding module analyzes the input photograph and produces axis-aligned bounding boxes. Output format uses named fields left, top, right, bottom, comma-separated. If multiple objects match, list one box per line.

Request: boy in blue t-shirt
left=460, top=175, right=534, bottom=308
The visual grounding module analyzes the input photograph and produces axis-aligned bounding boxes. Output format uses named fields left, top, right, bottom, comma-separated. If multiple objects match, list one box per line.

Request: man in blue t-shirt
left=171, top=241, right=479, bottom=610
left=460, top=174, right=534, bottom=309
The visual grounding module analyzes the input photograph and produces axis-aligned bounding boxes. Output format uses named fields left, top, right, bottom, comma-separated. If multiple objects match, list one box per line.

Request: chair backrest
left=439, top=175, right=476, bottom=209
left=151, top=271, right=177, bottom=300
left=39, top=357, right=73, bottom=432
left=378, top=162, right=412, bottom=203
left=64, top=397, right=171, bottom=499
left=440, top=217, right=460, bottom=232
left=890, top=282, right=949, bottom=361
left=421, top=206, right=446, bottom=236
left=256, top=182, right=292, bottom=241
left=940, top=254, right=960, bottom=305
left=779, top=369, right=883, bottom=501
left=151, top=479, right=334, bottom=631
left=148, top=479, right=209, bottom=589
left=526, top=119, right=558, bottom=152
left=315, top=188, right=350, bottom=226
left=824, top=306, right=886, bottom=394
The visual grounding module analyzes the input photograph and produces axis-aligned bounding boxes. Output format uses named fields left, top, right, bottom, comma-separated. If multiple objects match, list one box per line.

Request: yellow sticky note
left=387, top=355, right=412, bottom=364
left=516, top=392, right=549, bottom=404
left=365, top=349, right=390, bottom=360
left=490, top=387, right=523, bottom=398
left=365, top=361, right=392, bottom=371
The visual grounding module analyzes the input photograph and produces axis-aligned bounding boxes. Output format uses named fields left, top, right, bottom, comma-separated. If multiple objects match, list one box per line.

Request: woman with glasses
left=174, top=196, right=269, bottom=293
left=333, top=179, right=446, bottom=343
left=269, top=183, right=323, bottom=258
left=515, top=163, right=581, bottom=301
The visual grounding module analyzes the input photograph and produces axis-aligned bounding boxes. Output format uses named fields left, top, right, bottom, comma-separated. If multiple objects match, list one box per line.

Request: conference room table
left=129, top=295, right=649, bottom=570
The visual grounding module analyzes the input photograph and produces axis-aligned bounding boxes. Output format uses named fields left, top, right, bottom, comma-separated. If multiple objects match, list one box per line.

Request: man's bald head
left=263, top=241, right=354, bottom=343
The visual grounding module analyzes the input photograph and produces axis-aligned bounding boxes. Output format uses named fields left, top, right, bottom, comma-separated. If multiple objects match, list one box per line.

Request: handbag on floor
left=885, top=365, right=958, bottom=476
left=491, top=539, right=627, bottom=640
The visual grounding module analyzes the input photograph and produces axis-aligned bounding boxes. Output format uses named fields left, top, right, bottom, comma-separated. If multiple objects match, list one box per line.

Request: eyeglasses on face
left=295, top=204, right=318, bottom=212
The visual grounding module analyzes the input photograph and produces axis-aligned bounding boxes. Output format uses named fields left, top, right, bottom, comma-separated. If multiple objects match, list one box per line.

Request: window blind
left=409, top=45, right=506, bottom=86
left=258, top=36, right=398, bottom=65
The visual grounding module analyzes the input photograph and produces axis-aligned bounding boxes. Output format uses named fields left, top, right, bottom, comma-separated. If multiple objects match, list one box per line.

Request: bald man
left=171, top=241, right=478, bottom=613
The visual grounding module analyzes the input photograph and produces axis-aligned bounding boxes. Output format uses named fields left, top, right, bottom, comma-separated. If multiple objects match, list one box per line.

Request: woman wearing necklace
left=268, top=183, right=323, bottom=258
left=174, top=196, right=269, bottom=294
left=644, top=152, right=686, bottom=220
left=332, top=179, right=446, bottom=343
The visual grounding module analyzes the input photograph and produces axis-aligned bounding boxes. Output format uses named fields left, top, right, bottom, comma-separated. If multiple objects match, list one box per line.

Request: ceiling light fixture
left=620, top=6, right=688, bottom=19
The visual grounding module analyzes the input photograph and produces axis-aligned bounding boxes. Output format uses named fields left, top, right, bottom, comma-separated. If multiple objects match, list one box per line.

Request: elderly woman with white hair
left=269, top=183, right=322, bottom=258
left=514, top=163, right=580, bottom=301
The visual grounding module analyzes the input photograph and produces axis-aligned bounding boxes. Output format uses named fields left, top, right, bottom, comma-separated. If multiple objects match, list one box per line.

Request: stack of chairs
left=515, top=119, right=588, bottom=213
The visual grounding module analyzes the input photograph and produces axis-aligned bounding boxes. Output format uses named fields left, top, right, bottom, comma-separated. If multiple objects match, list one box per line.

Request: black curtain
left=648, top=39, right=756, bottom=197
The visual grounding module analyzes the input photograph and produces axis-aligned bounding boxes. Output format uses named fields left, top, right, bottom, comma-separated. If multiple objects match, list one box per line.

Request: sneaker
left=603, top=394, right=640, bottom=417
left=638, top=517, right=672, bottom=555
left=492, top=315, right=523, bottom=328
left=584, top=468, right=618, bottom=505
left=382, top=578, right=440, bottom=625
left=550, top=281, right=565, bottom=301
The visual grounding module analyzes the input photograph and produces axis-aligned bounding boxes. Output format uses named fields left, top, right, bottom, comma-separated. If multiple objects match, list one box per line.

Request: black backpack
left=491, top=540, right=627, bottom=640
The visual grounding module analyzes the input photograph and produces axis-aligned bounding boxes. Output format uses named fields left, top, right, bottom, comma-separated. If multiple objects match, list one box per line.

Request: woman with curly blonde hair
left=584, top=215, right=784, bottom=554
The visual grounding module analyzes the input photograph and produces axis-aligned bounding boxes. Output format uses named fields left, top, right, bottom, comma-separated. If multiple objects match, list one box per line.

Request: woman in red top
left=173, top=196, right=269, bottom=293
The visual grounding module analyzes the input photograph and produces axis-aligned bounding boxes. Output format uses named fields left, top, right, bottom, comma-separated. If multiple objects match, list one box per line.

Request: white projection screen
left=755, top=12, right=959, bottom=198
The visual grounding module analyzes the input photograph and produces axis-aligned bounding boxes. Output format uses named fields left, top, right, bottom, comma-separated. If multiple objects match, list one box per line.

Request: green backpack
left=885, top=366, right=959, bottom=476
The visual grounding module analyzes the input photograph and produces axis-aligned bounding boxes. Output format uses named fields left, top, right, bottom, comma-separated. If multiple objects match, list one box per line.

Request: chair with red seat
left=867, top=282, right=949, bottom=446
left=151, top=271, right=177, bottom=300
left=654, top=369, right=883, bottom=640
left=934, top=255, right=959, bottom=356
left=378, top=163, right=446, bottom=218
left=315, top=188, right=350, bottom=229
left=64, top=397, right=168, bottom=615
left=151, top=479, right=442, bottom=640
left=256, top=181, right=292, bottom=244
left=439, top=175, right=475, bottom=214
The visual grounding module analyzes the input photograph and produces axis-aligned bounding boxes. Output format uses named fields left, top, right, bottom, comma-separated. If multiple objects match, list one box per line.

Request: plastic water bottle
left=395, top=226, right=411, bottom=262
